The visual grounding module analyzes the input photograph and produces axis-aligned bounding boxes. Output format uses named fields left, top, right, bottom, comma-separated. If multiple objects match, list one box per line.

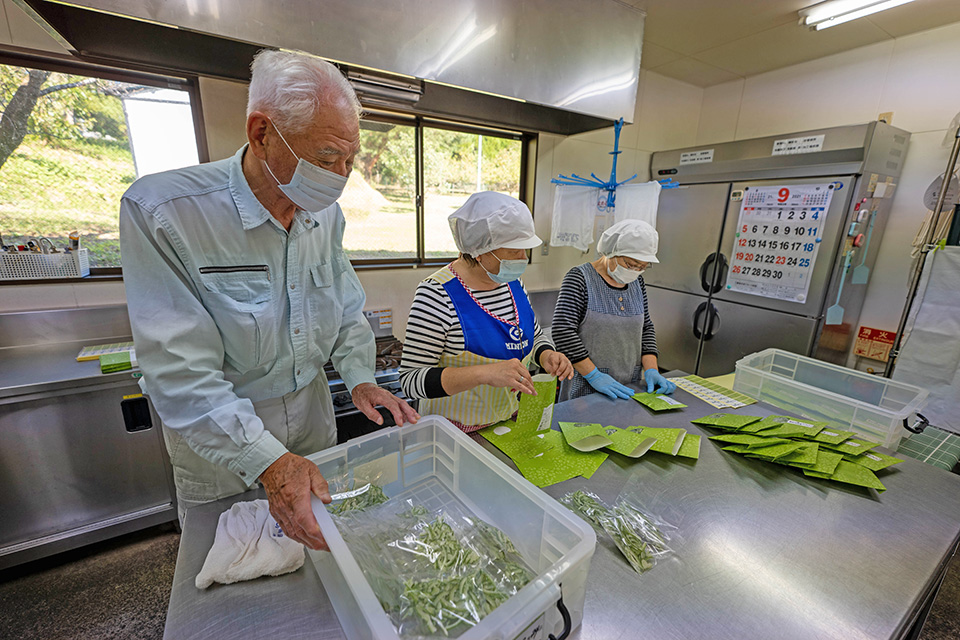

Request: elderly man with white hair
left=120, top=49, right=418, bottom=551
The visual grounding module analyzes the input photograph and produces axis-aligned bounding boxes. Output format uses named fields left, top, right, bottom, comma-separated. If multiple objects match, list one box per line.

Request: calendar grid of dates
left=725, top=184, right=834, bottom=303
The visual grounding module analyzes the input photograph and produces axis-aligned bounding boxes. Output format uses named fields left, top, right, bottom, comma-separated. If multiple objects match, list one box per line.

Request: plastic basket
left=0, top=249, right=90, bottom=280
left=734, top=349, right=928, bottom=449
left=305, top=415, right=596, bottom=640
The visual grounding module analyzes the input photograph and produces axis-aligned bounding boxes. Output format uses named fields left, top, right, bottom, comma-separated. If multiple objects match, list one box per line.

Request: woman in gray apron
left=552, top=220, right=676, bottom=401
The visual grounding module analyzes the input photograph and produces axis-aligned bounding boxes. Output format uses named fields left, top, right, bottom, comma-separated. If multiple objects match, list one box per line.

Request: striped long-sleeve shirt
left=399, top=278, right=553, bottom=399
left=551, top=264, right=659, bottom=364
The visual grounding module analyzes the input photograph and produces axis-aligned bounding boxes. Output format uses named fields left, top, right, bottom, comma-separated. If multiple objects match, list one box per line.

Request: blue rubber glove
left=644, top=368, right=676, bottom=395
left=583, top=367, right=635, bottom=400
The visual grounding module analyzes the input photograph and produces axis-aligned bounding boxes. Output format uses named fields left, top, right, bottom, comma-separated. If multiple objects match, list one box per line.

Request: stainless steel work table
left=165, top=378, right=960, bottom=640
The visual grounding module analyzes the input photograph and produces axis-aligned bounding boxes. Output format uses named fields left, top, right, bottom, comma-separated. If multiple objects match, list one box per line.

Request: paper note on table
left=77, top=341, right=135, bottom=362
left=602, top=427, right=657, bottom=458
left=629, top=426, right=687, bottom=456
left=558, top=422, right=613, bottom=452
left=632, top=392, right=687, bottom=411
left=515, top=375, right=558, bottom=435
left=511, top=430, right=607, bottom=487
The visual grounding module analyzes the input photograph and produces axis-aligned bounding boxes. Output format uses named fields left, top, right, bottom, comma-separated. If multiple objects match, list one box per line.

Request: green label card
left=558, top=422, right=613, bottom=452
left=632, top=392, right=687, bottom=412
left=602, top=427, right=657, bottom=458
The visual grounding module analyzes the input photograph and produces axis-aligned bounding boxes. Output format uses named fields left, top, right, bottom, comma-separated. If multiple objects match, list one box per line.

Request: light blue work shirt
left=119, top=145, right=376, bottom=486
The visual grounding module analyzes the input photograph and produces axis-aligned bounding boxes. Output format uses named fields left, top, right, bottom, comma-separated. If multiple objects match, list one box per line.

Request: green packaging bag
left=844, top=450, right=904, bottom=472
left=512, top=430, right=608, bottom=487
left=690, top=413, right=762, bottom=429
left=558, top=422, right=614, bottom=452
left=629, top=427, right=687, bottom=456
left=803, top=460, right=887, bottom=492
left=819, top=437, right=881, bottom=457
left=515, top=375, right=558, bottom=435
left=675, top=434, right=701, bottom=460
left=810, top=428, right=856, bottom=445
left=632, top=392, right=687, bottom=412
left=602, top=427, right=658, bottom=458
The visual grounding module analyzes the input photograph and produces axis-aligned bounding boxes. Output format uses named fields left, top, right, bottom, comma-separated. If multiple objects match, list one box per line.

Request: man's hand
left=352, top=382, right=420, bottom=427
left=539, top=349, right=574, bottom=381
left=260, top=452, right=331, bottom=551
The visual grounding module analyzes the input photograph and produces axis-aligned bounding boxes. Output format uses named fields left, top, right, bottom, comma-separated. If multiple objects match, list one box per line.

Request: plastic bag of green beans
left=560, top=489, right=676, bottom=575
left=330, top=496, right=535, bottom=638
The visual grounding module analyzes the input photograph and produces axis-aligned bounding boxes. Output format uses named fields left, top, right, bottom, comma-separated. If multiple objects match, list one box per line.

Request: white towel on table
left=195, top=499, right=305, bottom=589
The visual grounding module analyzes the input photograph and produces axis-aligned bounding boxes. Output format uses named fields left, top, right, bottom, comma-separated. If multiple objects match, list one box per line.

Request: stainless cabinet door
left=643, top=183, right=731, bottom=294
left=0, top=385, right=174, bottom=549
left=712, top=176, right=855, bottom=316
left=645, top=285, right=708, bottom=374
left=697, top=299, right=818, bottom=377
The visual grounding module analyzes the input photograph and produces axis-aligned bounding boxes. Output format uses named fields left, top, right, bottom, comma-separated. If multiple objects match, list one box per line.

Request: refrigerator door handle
left=704, top=304, right=721, bottom=341
left=699, top=253, right=728, bottom=294
left=693, top=302, right=707, bottom=339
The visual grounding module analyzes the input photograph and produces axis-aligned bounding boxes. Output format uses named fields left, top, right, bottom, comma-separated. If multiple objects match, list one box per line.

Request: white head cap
left=448, top=192, right=542, bottom=258
left=597, top=219, right=660, bottom=263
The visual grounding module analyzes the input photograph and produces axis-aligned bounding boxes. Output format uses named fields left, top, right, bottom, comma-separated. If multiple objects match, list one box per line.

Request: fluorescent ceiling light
left=799, top=0, right=916, bottom=30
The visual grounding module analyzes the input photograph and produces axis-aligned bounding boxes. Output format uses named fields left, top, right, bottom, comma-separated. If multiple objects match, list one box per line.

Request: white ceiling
left=626, top=0, right=960, bottom=86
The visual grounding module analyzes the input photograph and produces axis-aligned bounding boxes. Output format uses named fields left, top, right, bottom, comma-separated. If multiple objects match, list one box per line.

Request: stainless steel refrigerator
left=646, top=122, right=909, bottom=376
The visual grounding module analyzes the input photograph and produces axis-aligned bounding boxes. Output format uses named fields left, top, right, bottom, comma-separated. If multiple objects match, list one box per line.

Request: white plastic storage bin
left=305, top=415, right=596, bottom=640
left=734, top=349, right=928, bottom=449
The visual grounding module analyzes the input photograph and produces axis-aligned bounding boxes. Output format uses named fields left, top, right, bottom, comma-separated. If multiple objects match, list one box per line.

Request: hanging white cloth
left=892, top=246, right=960, bottom=434
left=612, top=180, right=661, bottom=227
left=551, top=185, right=606, bottom=252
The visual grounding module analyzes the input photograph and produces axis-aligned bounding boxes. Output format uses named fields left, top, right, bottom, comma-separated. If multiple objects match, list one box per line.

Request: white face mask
left=262, top=119, right=348, bottom=212
left=482, top=253, right=527, bottom=284
left=608, top=260, right=645, bottom=285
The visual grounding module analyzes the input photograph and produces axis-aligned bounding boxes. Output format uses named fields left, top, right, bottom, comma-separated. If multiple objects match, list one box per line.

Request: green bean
left=328, top=483, right=388, bottom=515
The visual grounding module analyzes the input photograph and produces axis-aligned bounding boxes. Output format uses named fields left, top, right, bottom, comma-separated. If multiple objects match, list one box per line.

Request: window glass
left=423, top=128, right=522, bottom=259
left=0, top=63, right=198, bottom=268
left=340, top=120, right=417, bottom=260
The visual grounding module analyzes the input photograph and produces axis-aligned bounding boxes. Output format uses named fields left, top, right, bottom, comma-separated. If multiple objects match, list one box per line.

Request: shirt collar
left=229, top=144, right=276, bottom=231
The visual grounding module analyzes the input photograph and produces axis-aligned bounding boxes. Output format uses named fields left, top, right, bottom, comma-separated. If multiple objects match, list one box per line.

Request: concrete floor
left=0, top=523, right=957, bottom=639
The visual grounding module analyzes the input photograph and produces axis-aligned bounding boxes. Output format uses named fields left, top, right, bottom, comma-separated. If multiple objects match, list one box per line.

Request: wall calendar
left=725, top=183, right=834, bottom=303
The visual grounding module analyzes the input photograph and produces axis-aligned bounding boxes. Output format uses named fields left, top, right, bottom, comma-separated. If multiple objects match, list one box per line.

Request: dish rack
left=0, top=249, right=90, bottom=280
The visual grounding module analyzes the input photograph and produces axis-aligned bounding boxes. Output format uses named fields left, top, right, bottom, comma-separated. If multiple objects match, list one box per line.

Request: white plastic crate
left=0, top=249, right=89, bottom=280
left=306, top=415, right=597, bottom=640
left=734, top=349, right=928, bottom=449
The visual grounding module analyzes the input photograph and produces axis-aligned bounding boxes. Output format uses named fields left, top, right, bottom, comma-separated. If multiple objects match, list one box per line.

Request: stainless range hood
left=16, top=0, right=645, bottom=135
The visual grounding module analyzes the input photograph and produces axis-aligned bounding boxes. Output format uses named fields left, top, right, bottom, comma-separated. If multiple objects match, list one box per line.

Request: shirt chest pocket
left=306, top=258, right=346, bottom=344
left=198, top=266, right=278, bottom=372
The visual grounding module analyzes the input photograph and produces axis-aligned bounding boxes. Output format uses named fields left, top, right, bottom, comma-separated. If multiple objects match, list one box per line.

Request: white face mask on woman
left=607, top=259, right=645, bottom=285
left=262, top=118, right=348, bottom=212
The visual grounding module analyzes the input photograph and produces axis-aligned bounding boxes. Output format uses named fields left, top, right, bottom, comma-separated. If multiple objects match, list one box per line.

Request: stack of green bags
left=692, top=413, right=903, bottom=492
left=558, top=422, right=701, bottom=461
left=100, top=351, right=135, bottom=374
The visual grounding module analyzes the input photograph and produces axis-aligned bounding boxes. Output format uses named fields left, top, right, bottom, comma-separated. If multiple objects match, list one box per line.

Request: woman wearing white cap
left=399, top=192, right=574, bottom=432
left=552, top=219, right=676, bottom=401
